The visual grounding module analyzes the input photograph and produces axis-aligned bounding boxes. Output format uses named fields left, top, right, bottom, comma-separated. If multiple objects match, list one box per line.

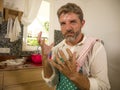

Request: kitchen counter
left=0, top=63, right=42, bottom=71
left=0, top=63, right=54, bottom=90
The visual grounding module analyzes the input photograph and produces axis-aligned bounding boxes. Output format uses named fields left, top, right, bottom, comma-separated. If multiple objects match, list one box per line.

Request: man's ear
left=81, top=20, right=85, bottom=27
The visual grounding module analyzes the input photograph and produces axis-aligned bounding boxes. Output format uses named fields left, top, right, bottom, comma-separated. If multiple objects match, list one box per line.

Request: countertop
left=0, top=63, right=42, bottom=71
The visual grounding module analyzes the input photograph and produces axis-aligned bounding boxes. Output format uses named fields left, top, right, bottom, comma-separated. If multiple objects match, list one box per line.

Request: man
left=38, top=3, right=110, bottom=90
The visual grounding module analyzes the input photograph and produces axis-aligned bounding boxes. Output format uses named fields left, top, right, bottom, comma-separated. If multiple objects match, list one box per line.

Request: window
left=22, top=0, right=50, bottom=51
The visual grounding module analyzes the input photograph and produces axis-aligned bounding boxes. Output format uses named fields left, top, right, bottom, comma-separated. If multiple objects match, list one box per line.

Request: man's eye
left=71, top=20, right=77, bottom=24
left=60, top=23, right=65, bottom=26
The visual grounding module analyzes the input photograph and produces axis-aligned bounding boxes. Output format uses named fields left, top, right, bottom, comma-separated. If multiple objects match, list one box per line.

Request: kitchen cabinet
left=0, top=67, right=54, bottom=90
left=0, top=72, right=3, bottom=90
left=0, top=0, right=3, bottom=12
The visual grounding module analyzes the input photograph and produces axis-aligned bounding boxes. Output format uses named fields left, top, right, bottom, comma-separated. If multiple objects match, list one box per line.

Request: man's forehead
left=59, top=13, right=78, bottom=21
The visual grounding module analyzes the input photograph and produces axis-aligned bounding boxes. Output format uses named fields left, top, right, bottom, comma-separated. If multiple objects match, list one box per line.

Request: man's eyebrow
left=70, top=19, right=77, bottom=22
left=60, top=21, right=66, bottom=25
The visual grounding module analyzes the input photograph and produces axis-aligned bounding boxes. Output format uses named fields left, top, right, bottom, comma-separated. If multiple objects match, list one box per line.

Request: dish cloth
left=5, top=17, right=21, bottom=42
left=10, top=17, right=21, bottom=42
left=5, top=17, right=13, bottom=39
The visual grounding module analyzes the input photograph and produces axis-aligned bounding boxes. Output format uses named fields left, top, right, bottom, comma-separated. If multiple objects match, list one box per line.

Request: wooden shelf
left=0, top=0, right=3, bottom=12
left=4, top=8, right=23, bottom=21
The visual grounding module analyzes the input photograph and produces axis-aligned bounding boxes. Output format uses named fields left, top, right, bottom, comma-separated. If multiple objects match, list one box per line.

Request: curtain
left=21, top=0, right=42, bottom=50
left=21, top=0, right=42, bottom=25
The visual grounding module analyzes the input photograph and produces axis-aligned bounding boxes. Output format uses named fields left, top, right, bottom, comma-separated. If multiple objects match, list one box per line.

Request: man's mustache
left=64, top=30, right=74, bottom=35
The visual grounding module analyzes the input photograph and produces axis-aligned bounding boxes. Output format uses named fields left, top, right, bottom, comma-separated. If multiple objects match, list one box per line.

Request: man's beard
left=63, top=29, right=80, bottom=43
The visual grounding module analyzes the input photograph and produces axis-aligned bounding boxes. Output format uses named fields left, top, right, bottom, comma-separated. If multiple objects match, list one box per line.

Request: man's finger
left=58, top=50, right=67, bottom=61
left=72, top=52, right=77, bottom=64
left=64, top=60, right=72, bottom=71
left=50, top=60, right=62, bottom=71
left=37, top=32, right=42, bottom=45
left=50, top=43, right=54, bottom=48
left=66, top=48, right=73, bottom=62
left=55, top=54, right=64, bottom=68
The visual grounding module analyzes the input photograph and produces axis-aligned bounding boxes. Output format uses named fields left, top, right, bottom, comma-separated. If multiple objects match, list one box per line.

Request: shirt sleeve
left=41, top=62, right=59, bottom=87
left=89, top=41, right=111, bottom=90
left=89, top=77, right=99, bottom=90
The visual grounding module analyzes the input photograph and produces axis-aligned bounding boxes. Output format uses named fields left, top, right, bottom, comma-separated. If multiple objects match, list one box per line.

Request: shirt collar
left=77, top=35, right=87, bottom=46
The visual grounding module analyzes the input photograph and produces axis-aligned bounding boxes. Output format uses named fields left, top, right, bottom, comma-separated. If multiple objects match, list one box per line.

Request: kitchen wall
left=0, top=22, right=35, bottom=56
left=0, top=21, right=22, bottom=56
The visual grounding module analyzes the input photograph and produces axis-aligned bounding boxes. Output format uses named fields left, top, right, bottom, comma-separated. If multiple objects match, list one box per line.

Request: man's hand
left=37, top=32, right=54, bottom=78
left=37, top=32, right=54, bottom=57
left=50, top=48, right=90, bottom=90
left=50, top=48, right=77, bottom=78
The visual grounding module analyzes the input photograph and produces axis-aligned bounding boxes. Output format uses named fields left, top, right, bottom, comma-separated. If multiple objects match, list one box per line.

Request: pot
left=31, top=54, right=42, bottom=65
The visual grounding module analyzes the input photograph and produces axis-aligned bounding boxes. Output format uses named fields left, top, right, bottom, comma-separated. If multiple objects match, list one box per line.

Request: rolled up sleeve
left=89, top=42, right=111, bottom=90
left=89, top=77, right=98, bottom=90
left=41, top=65, right=59, bottom=87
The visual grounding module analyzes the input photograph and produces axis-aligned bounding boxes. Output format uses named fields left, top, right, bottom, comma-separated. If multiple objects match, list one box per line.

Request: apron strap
left=76, top=37, right=99, bottom=72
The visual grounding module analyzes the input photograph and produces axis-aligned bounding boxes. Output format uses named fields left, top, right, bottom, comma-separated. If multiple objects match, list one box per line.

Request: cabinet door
left=3, top=68, right=54, bottom=90
left=0, top=72, right=3, bottom=90
left=4, top=81, right=54, bottom=90
left=4, top=68, right=43, bottom=86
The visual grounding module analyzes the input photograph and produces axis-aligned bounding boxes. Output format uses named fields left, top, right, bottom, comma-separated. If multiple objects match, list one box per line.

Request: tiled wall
left=0, top=21, right=35, bottom=57
left=54, top=30, right=64, bottom=46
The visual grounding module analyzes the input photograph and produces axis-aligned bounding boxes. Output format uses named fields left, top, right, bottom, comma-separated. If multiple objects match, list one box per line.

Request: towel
left=10, top=17, right=21, bottom=42
left=76, top=37, right=99, bottom=72
left=5, top=17, right=13, bottom=39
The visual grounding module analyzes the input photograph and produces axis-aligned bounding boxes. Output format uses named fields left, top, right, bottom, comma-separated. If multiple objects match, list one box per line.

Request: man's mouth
left=66, top=33, right=74, bottom=36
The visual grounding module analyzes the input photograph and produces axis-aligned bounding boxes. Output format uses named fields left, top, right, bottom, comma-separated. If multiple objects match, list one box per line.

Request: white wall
left=50, top=0, right=120, bottom=90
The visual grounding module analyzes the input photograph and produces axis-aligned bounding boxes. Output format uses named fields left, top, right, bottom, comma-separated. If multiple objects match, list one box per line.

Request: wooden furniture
left=0, top=55, right=17, bottom=62
left=4, top=8, right=23, bottom=21
left=0, top=66, right=54, bottom=90
left=0, top=0, right=3, bottom=12
left=0, top=71, right=3, bottom=89
left=0, top=0, right=3, bottom=24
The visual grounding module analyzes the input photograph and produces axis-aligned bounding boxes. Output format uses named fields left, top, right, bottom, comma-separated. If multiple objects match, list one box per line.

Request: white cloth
left=21, top=0, right=42, bottom=50
left=5, top=17, right=21, bottom=42
left=76, top=37, right=99, bottom=72
left=42, top=36, right=111, bottom=90
left=21, top=0, right=42, bottom=25
left=5, top=17, right=13, bottom=39
left=10, top=17, right=21, bottom=42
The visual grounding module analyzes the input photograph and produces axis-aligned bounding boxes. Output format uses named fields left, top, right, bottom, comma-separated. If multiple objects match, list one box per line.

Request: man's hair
left=57, top=3, right=84, bottom=21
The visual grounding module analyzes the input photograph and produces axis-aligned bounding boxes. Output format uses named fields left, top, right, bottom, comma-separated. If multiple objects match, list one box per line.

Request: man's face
left=59, top=12, right=84, bottom=43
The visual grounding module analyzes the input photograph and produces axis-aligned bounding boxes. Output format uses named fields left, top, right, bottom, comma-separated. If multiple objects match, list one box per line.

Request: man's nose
left=65, top=23, right=72, bottom=30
